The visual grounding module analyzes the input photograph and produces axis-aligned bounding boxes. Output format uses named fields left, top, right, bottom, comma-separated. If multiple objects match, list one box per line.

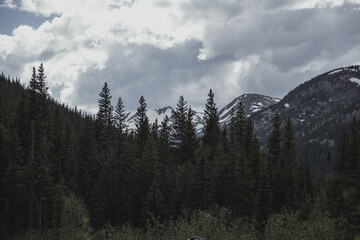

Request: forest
left=0, top=64, right=359, bottom=240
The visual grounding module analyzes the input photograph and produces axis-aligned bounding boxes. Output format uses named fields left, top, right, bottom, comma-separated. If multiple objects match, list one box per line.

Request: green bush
left=9, top=230, right=58, bottom=240
left=10, top=193, right=92, bottom=240
left=94, top=207, right=259, bottom=240
left=59, top=193, right=92, bottom=240
left=264, top=212, right=346, bottom=240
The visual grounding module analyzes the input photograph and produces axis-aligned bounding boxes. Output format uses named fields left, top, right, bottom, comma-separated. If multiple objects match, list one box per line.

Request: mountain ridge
left=124, top=93, right=280, bottom=133
left=252, top=65, right=360, bottom=170
left=123, top=65, right=360, bottom=171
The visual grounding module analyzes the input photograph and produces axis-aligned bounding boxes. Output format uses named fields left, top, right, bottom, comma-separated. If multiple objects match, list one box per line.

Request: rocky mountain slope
left=252, top=65, right=360, bottom=170
left=218, top=94, right=280, bottom=127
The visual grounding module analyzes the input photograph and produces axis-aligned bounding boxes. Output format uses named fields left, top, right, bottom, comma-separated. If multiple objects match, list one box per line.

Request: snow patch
left=350, top=77, right=360, bottom=86
left=329, top=69, right=343, bottom=75
left=284, top=103, right=290, bottom=108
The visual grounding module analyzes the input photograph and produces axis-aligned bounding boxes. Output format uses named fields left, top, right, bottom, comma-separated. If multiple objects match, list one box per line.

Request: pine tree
left=348, top=118, right=359, bottom=177
left=232, top=102, right=246, bottom=147
left=25, top=63, right=54, bottom=230
left=268, top=113, right=282, bottom=168
left=172, top=96, right=189, bottom=163
left=114, top=97, right=127, bottom=135
left=1, top=125, right=28, bottom=236
left=282, top=118, right=297, bottom=209
left=135, top=96, right=150, bottom=155
left=202, top=89, right=221, bottom=161
left=267, top=113, right=283, bottom=212
left=172, top=96, right=187, bottom=142
left=332, top=120, right=360, bottom=236
left=255, top=157, right=273, bottom=228
left=150, top=119, right=159, bottom=141
left=159, top=115, right=172, bottom=165
left=192, top=147, right=216, bottom=209
left=29, top=67, right=37, bottom=92
left=36, top=63, right=48, bottom=97
left=97, top=82, right=114, bottom=144
left=183, top=107, right=198, bottom=164
left=158, top=115, right=174, bottom=211
left=144, top=176, right=166, bottom=220
left=221, top=128, right=229, bottom=154
left=133, top=96, right=152, bottom=224
left=94, top=82, right=116, bottom=227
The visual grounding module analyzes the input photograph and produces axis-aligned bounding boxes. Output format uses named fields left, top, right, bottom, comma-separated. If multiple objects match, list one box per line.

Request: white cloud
left=1, top=0, right=17, bottom=8
left=1, top=0, right=360, bottom=112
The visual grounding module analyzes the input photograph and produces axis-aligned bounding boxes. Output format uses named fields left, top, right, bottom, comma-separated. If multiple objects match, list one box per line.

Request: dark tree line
left=0, top=65, right=359, bottom=239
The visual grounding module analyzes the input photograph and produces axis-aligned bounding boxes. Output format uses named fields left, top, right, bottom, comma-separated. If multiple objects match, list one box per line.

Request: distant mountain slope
left=125, top=66, right=360, bottom=172
left=252, top=65, right=360, bottom=170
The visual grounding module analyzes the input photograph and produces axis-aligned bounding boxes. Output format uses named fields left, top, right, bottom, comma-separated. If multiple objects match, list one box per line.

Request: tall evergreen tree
left=97, top=82, right=114, bottom=142
left=255, top=157, right=273, bottom=228
left=332, top=120, right=360, bottom=236
left=172, top=96, right=187, bottom=143
left=157, top=115, right=174, bottom=215
left=183, top=107, right=198, bottom=164
left=267, top=113, right=283, bottom=212
left=230, top=102, right=246, bottom=147
left=268, top=113, right=282, bottom=168
left=191, top=148, right=216, bottom=209
left=135, top=96, right=150, bottom=155
left=94, top=82, right=116, bottom=227
left=282, top=118, right=297, bottom=209
left=172, top=96, right=189, bottom=163
left=159, top=115, right=172, bottom=165
left=114, top=97, right=127, bottom=135
left=25, top=63, right=55, bottom=230
left=36, top=63, right=48, bottom=97
left=202, top=89, right=221, bottom=161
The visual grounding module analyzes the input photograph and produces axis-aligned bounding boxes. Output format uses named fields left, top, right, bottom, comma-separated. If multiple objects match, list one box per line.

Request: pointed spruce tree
left=282, top=118, right=297, bottom=209
left=183, top=107, right=198, bottom=164
left=267, top=113, right=283, bottom=212
left=171, top=95, right=189, bottom=163
left=202, top=89, right=222, bottom=161
left=114, top=97, right=127, bottom=135
left=135, top=96, right=150, bottom=156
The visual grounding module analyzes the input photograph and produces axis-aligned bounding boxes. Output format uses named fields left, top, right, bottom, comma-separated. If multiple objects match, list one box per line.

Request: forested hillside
left=0, top=65, right=359, bottom=239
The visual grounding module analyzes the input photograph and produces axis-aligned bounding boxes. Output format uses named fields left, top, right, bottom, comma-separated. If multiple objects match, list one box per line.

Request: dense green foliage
left=0, top=66, right=358, bottom=239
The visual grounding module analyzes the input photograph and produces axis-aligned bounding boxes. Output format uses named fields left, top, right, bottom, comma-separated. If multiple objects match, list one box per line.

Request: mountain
left=124, top=94, right=280, bottom=133
left=218, top=94, right=280, bottom=127
left=252, top=65, right=360, bottom=171
left=124, top=65, right=360, bottom=171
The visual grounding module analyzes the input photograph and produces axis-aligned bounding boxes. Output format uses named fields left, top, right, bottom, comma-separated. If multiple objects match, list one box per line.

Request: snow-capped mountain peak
left=124, top=93, right=280, bottom=133
left=218, top=94, right=280, bottom=127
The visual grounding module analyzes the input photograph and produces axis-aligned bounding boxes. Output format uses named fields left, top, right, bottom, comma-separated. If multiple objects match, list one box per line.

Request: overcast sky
left=1, top=0, right=360, bottom=112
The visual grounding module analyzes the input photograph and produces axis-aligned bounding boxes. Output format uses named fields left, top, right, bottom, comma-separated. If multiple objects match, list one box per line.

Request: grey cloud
left=3, top=0, right=360, bottom=115
left=196, top=4, right=360, bottom=74
left=72, top=40, right=213, bottom=111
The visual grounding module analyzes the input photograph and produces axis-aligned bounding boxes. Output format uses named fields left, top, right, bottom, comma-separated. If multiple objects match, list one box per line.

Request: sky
left=1, top=0, right=360, bottom=113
